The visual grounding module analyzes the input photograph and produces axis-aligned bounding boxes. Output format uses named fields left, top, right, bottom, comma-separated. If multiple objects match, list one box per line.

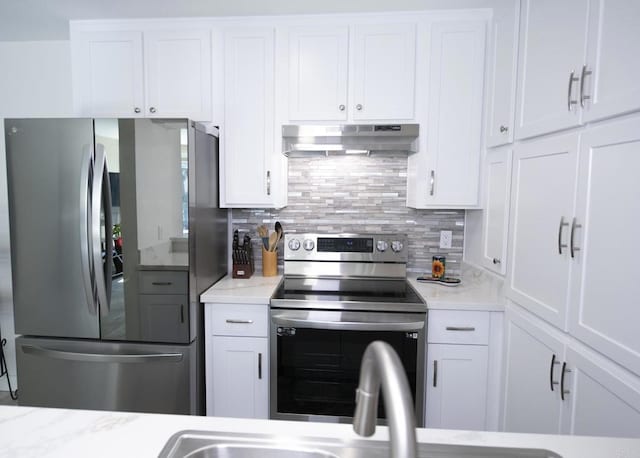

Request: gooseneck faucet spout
left=353, top=341, right=417, bottom=458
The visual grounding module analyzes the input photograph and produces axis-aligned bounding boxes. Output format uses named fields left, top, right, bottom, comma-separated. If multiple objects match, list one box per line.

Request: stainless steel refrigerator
left=4, top=118, right=227, bottom=415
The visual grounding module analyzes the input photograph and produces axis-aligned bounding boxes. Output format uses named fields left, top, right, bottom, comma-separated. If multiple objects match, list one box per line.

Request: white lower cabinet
left=503, top=303, right=640, bottom=438
left=210, top=336, right=268, bottom=419
left=425, top=310, right=497, bottom=430
left=426, top=343, right=488, bottom=430
left=205, top=303, right=269, bottom=418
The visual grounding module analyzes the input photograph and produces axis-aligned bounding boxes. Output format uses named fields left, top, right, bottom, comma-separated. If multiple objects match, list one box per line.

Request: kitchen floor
left=0, top=391, right=18, bottom=406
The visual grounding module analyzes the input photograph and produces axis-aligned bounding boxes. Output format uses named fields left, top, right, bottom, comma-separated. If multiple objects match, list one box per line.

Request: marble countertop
left=408, top=263, right=505, bottom=311
left=200, top=275, right=282, bottom=305
left=1, top=406, right=639, bottom=458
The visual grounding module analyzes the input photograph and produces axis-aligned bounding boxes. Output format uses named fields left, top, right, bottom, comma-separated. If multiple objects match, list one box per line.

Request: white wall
left=0, top=40, right=74, bottom=391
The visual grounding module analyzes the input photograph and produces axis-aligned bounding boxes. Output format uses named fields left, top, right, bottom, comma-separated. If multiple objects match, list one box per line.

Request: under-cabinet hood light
left=282, top=124, right=419, bottom=157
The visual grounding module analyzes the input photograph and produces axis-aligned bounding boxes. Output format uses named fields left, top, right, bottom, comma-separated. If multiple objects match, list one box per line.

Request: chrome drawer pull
left=226, top=319, right=254, bottom=324
left=445, top=326, right=476, bottom=332
left=152, top=281, right=172, bottom=286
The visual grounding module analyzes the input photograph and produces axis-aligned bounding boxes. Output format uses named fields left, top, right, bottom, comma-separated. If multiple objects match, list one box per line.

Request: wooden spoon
left=268, top=232, right=278, bottom=252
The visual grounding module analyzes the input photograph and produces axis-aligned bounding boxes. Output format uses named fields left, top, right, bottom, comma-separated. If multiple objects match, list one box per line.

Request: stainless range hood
left=282, top=124, right=419, bottom=157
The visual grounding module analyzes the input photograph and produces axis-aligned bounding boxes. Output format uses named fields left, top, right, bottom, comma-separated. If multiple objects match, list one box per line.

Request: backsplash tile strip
left=232, top=153, right=464, bottom=277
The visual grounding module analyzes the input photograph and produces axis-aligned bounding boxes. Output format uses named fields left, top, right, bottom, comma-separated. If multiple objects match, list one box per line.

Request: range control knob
left=303, top=239, right=315, bottom=251
left=288, top=238, right=301, bottom=251
left=376, top=240, right=389, bottom=252
left=391, top=241, right=404, bottom=253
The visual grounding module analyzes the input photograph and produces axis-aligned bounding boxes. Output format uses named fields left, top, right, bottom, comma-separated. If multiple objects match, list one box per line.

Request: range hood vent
left=282, top=124, right=419, bottom=157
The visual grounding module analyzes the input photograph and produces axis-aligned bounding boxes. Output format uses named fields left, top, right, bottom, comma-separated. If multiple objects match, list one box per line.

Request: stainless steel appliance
left=5, top=118, right=227, bottom=415
left=270, top=233, right=426, bottom=426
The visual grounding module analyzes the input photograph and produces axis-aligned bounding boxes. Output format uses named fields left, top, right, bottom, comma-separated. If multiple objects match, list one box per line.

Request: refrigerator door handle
left=92, top=143, right=112, bottom=316
left=80, top=144, right=97, bottom=315
left=21, top=345, right=183, bottom=364
left=99, top=143, right=113, bottom=305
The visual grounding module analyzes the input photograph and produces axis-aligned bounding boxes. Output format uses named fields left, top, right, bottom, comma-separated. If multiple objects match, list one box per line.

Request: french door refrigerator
left=4, top=118, right=227, bottom=415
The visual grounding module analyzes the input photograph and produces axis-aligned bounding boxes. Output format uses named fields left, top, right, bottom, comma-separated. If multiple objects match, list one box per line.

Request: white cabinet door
left=410, top=19, right=486, bottom=208
left=569, top=116, right=640, bottom=376
left=566, top=345, right=640, bottom=438
left=74, top=31, right=145, bottom=117
left=288, top=26, right=349, bottom=121
left=481, top=147, right=512, bottom=275
left=485, top=3, right=519, bottom=147
left=221, top=27, right=278, bottom=208
left=144, top=30, right=212, bottom=120
left=211, top=336, right=268, bottom=419
left=507, top=132, right=578, bottom=330
left=351, top=24, right=416, bottom=121
left=502, top=306, right=567, bottom=434
left=426, top=343, right=488, bottom=430
left=515, top=0, right=589, bottom=139
left=582, top=1, right=640, bottom=123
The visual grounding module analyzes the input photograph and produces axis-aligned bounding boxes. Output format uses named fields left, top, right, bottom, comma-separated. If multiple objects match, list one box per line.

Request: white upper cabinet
left=515, top=0, right=640, bottom=140
left=351, top=23, right=416, bottom=120
left=219, top=27, right=284, bottom=208
left=485, top=2, right=520, bottom=147
left=507, top=132, right=578, bottom=330
left=481, top=147, right=512, bottom=275
left=71, top=27, right=212, bottom=120
left=407, top=17, right=487, bottom=209
left=287, top=22, right=416, bottom=122
left=288, top=26, right=349, bottom=121
left=143, top=30, right=212, bottom=120
left=73, top=31, right=145, bottom=117
left=569, top=116, right=640, bottom=376
left=515, top=0, right=588, bottom=140
left=582, top=0, right=640, bottom=123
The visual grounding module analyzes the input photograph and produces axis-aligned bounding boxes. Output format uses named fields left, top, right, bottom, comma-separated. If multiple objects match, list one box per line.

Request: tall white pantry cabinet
left=475, top=0, right=640, bottom=438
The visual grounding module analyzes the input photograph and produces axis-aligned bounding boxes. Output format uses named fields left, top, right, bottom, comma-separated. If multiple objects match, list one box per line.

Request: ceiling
left=0, top=0, right=501, bottom=41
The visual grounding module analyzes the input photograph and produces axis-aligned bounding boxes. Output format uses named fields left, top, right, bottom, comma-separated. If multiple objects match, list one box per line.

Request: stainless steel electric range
left=270, top=233, right=427, bottom=426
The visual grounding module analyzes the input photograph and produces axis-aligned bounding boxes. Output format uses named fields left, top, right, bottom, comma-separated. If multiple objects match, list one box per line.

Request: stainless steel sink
left=158, top=430, right=562, bottom=458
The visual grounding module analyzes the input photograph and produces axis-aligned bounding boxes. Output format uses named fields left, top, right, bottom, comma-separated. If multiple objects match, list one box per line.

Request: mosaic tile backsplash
left=232, top=153, right=464, bottom=277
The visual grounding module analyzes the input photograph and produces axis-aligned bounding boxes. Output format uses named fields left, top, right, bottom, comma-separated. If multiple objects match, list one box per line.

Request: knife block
left=232, top=244, right=254, bottom=279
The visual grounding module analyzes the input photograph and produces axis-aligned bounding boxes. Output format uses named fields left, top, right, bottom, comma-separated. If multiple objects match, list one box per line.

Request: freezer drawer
left=15, top=336, right=196, bottom=415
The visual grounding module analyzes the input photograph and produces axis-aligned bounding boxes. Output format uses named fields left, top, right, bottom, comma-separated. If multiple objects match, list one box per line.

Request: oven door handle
left=272, top=315, right=424, bottom=332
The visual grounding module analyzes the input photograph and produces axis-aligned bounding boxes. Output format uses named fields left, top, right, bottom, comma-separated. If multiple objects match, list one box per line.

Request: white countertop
left=200, top=275, right=282, bottom=305
left=409, top=263, right=505, bottom=312
left=1, top=406, right=639, bottom=458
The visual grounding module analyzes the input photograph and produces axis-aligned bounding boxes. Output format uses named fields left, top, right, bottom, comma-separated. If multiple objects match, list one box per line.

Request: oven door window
left=276, top=328, right=418, bottom=419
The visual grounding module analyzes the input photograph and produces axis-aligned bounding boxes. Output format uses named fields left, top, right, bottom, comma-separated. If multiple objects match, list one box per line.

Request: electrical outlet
left=439, top=230, right=452, bottom=249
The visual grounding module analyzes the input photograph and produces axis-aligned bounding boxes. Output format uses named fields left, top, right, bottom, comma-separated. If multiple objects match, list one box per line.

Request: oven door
left=270, top=308, right=426, bottom=426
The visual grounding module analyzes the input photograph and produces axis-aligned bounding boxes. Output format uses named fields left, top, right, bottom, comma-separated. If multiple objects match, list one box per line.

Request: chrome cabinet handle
left=152, top=281, right=172, bottom=286
left=558, top=217, right=569, bottom=254
left=180, top=304, right=184, bottom=324
left=445, top=326, right=475, bottom=332
left=580, top=65, right=592, bottom=108
left=492, top=258, right=501, bottom=265
left=433, top=360, right=438, bottom=387
left=356, top=104, right=363, bottom=111
left=560, top=362, right=571, bottom=401
left=339, top=104, right=345, bottom=111
left=567, top=71, right=579, bottom=111
left=225, top=319, right=254, bottom=324
left=149, top=107, right=157, bottom=113
left=499, top=125, right=508, bottom=133
left=429, top=170, right=435, bottom=196
left=570, top=217, right=582, bottom=258
left=134, top=107, right=141, bottom=114
left=549, top=354, right=560, bottom=392
left=258, top=353, right=263, bottom=380
left=266, top=170, right=271, bottom=196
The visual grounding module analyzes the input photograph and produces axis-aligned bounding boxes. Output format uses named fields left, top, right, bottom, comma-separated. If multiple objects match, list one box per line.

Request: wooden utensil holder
left=262, top=247, right=278, bottom=277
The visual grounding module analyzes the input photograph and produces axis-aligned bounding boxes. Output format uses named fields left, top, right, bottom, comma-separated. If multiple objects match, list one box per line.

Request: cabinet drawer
left=210, top=303, right=268, bottom=338
left=139, top=271, right=188, bottom=295
left=428, top=310, right=490, bottom=345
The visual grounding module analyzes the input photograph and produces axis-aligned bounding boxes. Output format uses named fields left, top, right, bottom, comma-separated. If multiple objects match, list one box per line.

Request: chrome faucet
left=353, top=341, right=417, bottom=458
